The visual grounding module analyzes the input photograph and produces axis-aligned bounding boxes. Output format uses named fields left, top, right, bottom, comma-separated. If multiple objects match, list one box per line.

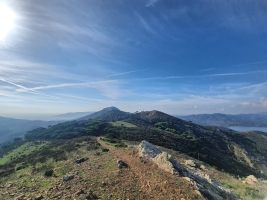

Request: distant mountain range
left=180, top=113, right=267, bottom=128
left=0, top=117, right=58, bottom=144
left=25, top=107, right=267, bottom=178
left=52, top=112, right=92, bottom=121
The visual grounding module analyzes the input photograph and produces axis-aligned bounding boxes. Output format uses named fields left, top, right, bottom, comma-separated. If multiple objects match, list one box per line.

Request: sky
left=0, top=0, right=267, bottom=118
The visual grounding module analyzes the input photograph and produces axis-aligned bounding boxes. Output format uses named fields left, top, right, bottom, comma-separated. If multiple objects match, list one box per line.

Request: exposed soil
left=0, top=138, right=203, bottom=200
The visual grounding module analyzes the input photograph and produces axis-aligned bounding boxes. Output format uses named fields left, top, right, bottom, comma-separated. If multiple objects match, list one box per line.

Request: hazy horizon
left=2, top=106, right=267, bottom=121
left=1, top=0, right=267, bottom=117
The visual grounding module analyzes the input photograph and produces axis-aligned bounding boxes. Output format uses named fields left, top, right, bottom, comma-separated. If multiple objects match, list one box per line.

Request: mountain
left=25, top=107, right=267, bottom=179
left=78, top=106, right=131, bottom=121
left=1, top=107, right=267, bottom=199
left=0, top=116, right=58, bottom=144
left=52, top=112, right=92, bottom=121
left=180, top=113, right=267, bottom=127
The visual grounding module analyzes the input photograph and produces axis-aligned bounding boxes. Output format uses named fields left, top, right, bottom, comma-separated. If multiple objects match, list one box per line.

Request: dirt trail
left=98, top=138, right=202, bottom=200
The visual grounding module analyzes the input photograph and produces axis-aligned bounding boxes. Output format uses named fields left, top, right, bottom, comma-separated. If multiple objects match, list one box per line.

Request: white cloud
left=15, top=79, right=122, bottom=99
left=146, top=0, right=161, bottom=7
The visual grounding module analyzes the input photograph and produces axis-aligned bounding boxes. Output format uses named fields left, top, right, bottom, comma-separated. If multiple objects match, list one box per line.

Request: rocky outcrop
left=138, top=140, right=238, bottom=200
left=242, top=175, right=258, bottom=185
left=153, top=152, right=177, bottom=174
left=138, top=140, right=161, bottom=158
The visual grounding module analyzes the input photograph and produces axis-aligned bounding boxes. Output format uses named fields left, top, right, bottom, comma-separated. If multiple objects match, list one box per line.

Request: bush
left=44, top=169, right=54, bottom=177
left=101, top=148, right=109, bottom=152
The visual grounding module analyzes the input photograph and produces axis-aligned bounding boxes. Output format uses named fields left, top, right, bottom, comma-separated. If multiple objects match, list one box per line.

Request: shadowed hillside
left=24, top=107, right=267, bottom=179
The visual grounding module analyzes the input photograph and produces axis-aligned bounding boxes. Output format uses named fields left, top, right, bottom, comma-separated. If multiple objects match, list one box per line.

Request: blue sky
left=0, top=0, right=267, bottom=118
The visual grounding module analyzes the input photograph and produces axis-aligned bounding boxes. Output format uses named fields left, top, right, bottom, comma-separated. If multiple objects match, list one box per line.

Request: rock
left=184, top=160, right=196, bottom=168
left=15, top=194, right=25, bottom=200
left=6, top=183, right=12, bottom=188
left=153, top=152, right=176, bottom=174
left=117, top=160, right=128, bottom=169
left=184, top=159, right=204, bottom=170
left=86, top=190, right=98, bottom=200
left=101, top=181, right=107, bottom=186
left=200, top=165, right=206, bottom=170
left=44, top=169, right=54, bottom=177
left=138, top=140, right=161, bottom=158
left=138, top=140, right=238, bottom=200
left=75, top=157, right=88, bottom=164
left=63, top=175, right=74, bottom=182
left=34, top=195, right=43, bottom=200
left=242, top=175, right=258, bottom=185
left=75, top=189, right=85, bottom=196
left=54, top=191, right=63, bottom=198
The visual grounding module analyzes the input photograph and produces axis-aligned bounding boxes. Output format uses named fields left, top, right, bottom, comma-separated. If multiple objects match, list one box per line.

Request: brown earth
left=0, top=138, right=203, bottom=200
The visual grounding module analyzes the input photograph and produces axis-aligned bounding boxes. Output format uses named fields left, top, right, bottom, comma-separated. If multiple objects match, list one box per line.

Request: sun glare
left=0, top=3, right=16, bottom=41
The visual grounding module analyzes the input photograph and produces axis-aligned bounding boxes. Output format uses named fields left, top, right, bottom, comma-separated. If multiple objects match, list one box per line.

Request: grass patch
left=111, top=121, right=137, bottom=128
left=208, top=166, right=267, bottom=200
left=100, top=137, right=127, bottom=148
left=0, top=141, right=48, bottom=166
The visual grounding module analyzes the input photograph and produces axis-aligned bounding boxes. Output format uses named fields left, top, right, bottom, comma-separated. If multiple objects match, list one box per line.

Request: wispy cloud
left=134, top=12, right=158, bottom=36
left=107, top=69, right=144, bottom=78
left=130, top=69, right=267, bottom=81
left=16, top=80, right=122, bottom=99
left=146, top=0, right=161, bottom=7
left=0, top=77, right=41, bottom=95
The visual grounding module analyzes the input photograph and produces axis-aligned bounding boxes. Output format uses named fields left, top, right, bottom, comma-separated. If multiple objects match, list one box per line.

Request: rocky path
left=98, top=138, right=202, bottom=200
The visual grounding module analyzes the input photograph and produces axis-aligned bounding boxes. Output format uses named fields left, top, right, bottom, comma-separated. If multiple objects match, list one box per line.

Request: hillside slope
left=0, top=137, right=266, bottom=200
left=25, top=107, right=267, bottom=179
left=0, top=137, right=203, bottom=200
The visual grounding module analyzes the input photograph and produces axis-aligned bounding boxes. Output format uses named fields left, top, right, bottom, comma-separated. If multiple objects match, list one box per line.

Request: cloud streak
left=16, top=80, right=122, bottom=99
left=130, top=69, right=267, bottom=81
left=146, top=0, right=161, bottom=7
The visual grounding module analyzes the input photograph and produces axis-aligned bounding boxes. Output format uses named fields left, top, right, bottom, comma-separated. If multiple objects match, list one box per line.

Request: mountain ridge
left=24, top=107, right=267, bottom=179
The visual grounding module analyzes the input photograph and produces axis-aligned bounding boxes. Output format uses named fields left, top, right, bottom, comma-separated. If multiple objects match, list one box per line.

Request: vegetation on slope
left=22, top=108, right=267, bottom=179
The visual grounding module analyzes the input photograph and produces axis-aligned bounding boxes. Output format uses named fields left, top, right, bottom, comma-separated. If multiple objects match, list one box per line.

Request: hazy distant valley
left=0, top=117, right=58, bottom=144
left=180, top=113, right=267, bottom=133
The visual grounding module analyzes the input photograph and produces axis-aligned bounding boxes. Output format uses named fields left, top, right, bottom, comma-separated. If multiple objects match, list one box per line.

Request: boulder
left=153, top=152, right=176, bottom=174
left=138, top=140, right=161, bottom=158
left=75, top=189, right=85, bottom=196
left=63, top=175, right=74, bottom=182
left=184, top=160, right=196, bottom=168
left=242, top=175, right=258, bottom=185
left=117, top=160, right=128, bottom=169
left=75, top=157, right=88, bottom=164
left=86, top=190, right=98, bottom=200
left=34, top=195, right=44, bottom=200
